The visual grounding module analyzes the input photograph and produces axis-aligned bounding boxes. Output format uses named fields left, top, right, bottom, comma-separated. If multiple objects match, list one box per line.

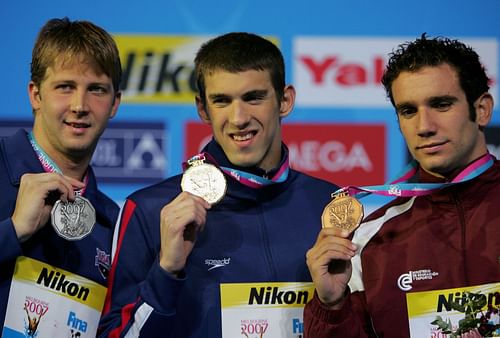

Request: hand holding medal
left=11, top=172, right=91, bottom=242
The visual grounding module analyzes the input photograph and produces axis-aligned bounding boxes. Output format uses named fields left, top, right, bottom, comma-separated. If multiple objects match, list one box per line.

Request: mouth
left=230, top=131, right=256, bottom=142
left=416, top=141, right=447, bottom=152
left=64, top=121, right=90, bottom=129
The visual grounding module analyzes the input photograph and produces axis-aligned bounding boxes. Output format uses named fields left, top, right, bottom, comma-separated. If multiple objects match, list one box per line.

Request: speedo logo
left=36, top=267, right=90, bottom=301
left=397, top=269, right=439, bottom=291
left=205, top=258, right=230, bottom=271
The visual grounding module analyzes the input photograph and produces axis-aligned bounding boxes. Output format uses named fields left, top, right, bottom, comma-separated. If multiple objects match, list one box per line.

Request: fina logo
left=91, top=122, right=167, bottom=183
left=126, top=132, right=165, bottom=170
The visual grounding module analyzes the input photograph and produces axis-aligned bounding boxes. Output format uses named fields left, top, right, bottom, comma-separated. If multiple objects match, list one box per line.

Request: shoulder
left=362, top=196, right=414, bottom=223
left=289, top=169, right=339, bottom=190
left=127, top=174, right=183, bottom=208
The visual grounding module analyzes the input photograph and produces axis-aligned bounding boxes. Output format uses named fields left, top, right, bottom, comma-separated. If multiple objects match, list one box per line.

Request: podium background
left=1, top=0, right=499, bottom=212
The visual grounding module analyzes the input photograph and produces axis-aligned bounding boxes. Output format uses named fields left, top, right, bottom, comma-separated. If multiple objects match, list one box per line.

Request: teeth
left=233, top=133, right=252, bottom=141
left=68, top=122, right=88, bottom=128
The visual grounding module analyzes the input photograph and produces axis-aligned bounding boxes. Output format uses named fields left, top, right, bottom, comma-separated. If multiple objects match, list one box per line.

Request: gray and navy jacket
left=99, top=139, right=339, bottom=338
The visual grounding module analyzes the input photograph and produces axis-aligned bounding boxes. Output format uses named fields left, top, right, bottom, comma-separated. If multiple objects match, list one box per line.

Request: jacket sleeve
left=98, top=199, right=185, bottom=338
left=303, top=290, right=374, bottom=337
left=0, top=218, right=22, bottom=264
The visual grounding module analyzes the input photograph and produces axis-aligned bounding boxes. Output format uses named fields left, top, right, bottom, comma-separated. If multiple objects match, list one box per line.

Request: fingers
left=21, top=172, right=83, bottom=202
left=12, top=172, right=86, bottom=241
left=306, top=228, right=356, bottom=307
left=160, top=192, right=210, bottom=235
left=158, top=192, right=211, bottom=273
left=308, top=228, right=357, bottom=264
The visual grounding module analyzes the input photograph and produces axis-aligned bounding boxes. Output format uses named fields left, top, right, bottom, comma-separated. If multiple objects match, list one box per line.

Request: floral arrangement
left=431, top=291, right=500, bottom=337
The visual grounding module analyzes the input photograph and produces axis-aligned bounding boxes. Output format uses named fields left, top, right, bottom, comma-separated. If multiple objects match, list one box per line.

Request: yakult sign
left=185, top=122, right=385, bottom=186
left=293, top=37, right=498, bottom=107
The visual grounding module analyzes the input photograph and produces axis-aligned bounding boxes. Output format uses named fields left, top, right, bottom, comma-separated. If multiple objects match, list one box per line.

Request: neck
left=421, top=152, right=491, bottom=182
left=53, top=154, right=90, bottom=181
left=29, top=131, right=90, bottom=181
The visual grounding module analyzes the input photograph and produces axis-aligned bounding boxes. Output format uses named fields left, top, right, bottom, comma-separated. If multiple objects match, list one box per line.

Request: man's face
left=392, top=63, right=490, bottom=177
left=197, top=69, right=293, bottom=171
left=29, top=57, right=120, bottom=163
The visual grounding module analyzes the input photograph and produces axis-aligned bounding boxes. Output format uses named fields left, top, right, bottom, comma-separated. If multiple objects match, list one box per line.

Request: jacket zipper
left=452, top=192, right=469, bottom=285
left=258, top=204, right=277, bottom=279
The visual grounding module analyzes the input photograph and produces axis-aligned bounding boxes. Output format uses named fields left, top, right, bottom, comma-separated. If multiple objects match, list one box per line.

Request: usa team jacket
left=0, top=129, right=119, bottom=331
left=99, top=140, right=338, bottom=338
left=304, top=159, right=500, bottom=338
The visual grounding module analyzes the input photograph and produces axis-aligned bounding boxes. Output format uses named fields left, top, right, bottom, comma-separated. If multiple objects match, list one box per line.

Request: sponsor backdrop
left=1, top=0, right=499, bottom=216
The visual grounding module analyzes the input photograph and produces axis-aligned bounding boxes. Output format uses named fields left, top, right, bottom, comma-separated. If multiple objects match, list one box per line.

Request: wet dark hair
left=194, top=32, right=285, bottom=107
left=382, top=33, right=490, bottom=120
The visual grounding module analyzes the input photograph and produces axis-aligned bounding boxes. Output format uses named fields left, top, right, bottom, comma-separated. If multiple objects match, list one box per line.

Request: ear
left=474, top=92, right=493, bottom=128
left=109, top=91, right=122, bottom=119
left=279, top=85, right=295, bottom=119
left=196, top=95, right=211, bottom=125
left=28, top=81, right=41, bottom=113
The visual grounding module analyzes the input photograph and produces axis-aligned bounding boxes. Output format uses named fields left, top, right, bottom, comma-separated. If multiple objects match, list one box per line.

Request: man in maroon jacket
left=304, top=34, right=500, bottom=337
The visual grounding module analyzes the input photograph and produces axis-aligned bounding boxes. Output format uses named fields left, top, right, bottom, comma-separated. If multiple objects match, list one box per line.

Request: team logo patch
left=95, top=248, right=111, bottom=280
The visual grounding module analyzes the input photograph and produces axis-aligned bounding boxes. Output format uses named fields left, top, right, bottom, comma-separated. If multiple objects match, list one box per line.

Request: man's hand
left=11, top=172, right=85, bottom=242
left=158, top=192, right=211, bottom=275
left=306, top=227, right=357, bottom=309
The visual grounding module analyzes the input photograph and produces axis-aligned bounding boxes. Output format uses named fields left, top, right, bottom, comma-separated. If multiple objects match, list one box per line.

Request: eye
left=432, top=100, right=453, bottom=111
left=397, top=107, right=417, bottom=118
left=89, top=85, right=109, bottom=95
left=56, top=83, right=73, bottom=92
left=243, top=92, right=266, bottom=104
left=211, top=97, right=231, bottom=107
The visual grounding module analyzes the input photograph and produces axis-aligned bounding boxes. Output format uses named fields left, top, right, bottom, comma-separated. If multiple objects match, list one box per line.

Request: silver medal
left=181, top=156, right=227, bottom=205
left=51, top=195, right=96, bottom=241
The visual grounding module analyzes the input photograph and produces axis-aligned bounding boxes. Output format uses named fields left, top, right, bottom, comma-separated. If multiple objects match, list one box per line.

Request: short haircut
left=194, top=32, right=285, bottom=107
left=31, top=17, right=122, bottom=93
left=382, top=34, right=490, bottom=119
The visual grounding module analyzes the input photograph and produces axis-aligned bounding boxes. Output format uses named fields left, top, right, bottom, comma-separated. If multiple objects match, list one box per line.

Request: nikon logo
left=248, top=286, right=310, bottom=305
left=120, top=50, right=196, bottom=101
left=36, top=267, right=90, bottom=301
left=114, top=35, right=205, bottom=104
left=436, top=291, right=500, bottom=312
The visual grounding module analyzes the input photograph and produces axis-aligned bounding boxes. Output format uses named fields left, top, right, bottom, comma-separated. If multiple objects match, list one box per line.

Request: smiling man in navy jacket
left=99, top=32, right=339, bottom=338
left=0, top=17, right=122, bottom=337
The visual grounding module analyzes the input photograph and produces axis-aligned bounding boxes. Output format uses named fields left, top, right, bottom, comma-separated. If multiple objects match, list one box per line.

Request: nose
left=70, top=90, right=89, bottom=115
left=229, top=100, right=251, bottom=128
left=416, top=107, right=436, bottom=137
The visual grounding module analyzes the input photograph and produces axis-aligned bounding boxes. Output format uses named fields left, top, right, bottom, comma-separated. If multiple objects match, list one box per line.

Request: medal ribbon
left=337, top=153, right=495, bottom=198
left=183, top=152, right=289, bottom=189
left=28, top=131, right=88, bottom=195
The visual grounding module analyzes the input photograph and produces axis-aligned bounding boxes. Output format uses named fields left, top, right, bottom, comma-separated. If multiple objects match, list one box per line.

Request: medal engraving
left=321, top=192, right=364, bottom=233
left=51, top=196, right=96, bottom=241
left=181, top=160, right=227, bottom=205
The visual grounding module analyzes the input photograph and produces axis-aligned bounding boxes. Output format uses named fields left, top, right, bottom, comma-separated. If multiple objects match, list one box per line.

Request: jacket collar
left=201, top=138, right=293, bottom=203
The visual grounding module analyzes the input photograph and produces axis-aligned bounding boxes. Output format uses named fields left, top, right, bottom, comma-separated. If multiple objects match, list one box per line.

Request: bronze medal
left=321, top=192, right=364, bottom=233
left=181, top=156, right=227, bottom=205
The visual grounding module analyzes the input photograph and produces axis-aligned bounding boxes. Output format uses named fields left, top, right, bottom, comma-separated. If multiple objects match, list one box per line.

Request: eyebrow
left=428, top=95, right=458, bottom=105
left=242, top=89, right=268, bottom=99
left=395, top=95, right=459, bottom=110
left=207, top=89, right=269, bottom=101
left=206, top=94, right=230, bottom=104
